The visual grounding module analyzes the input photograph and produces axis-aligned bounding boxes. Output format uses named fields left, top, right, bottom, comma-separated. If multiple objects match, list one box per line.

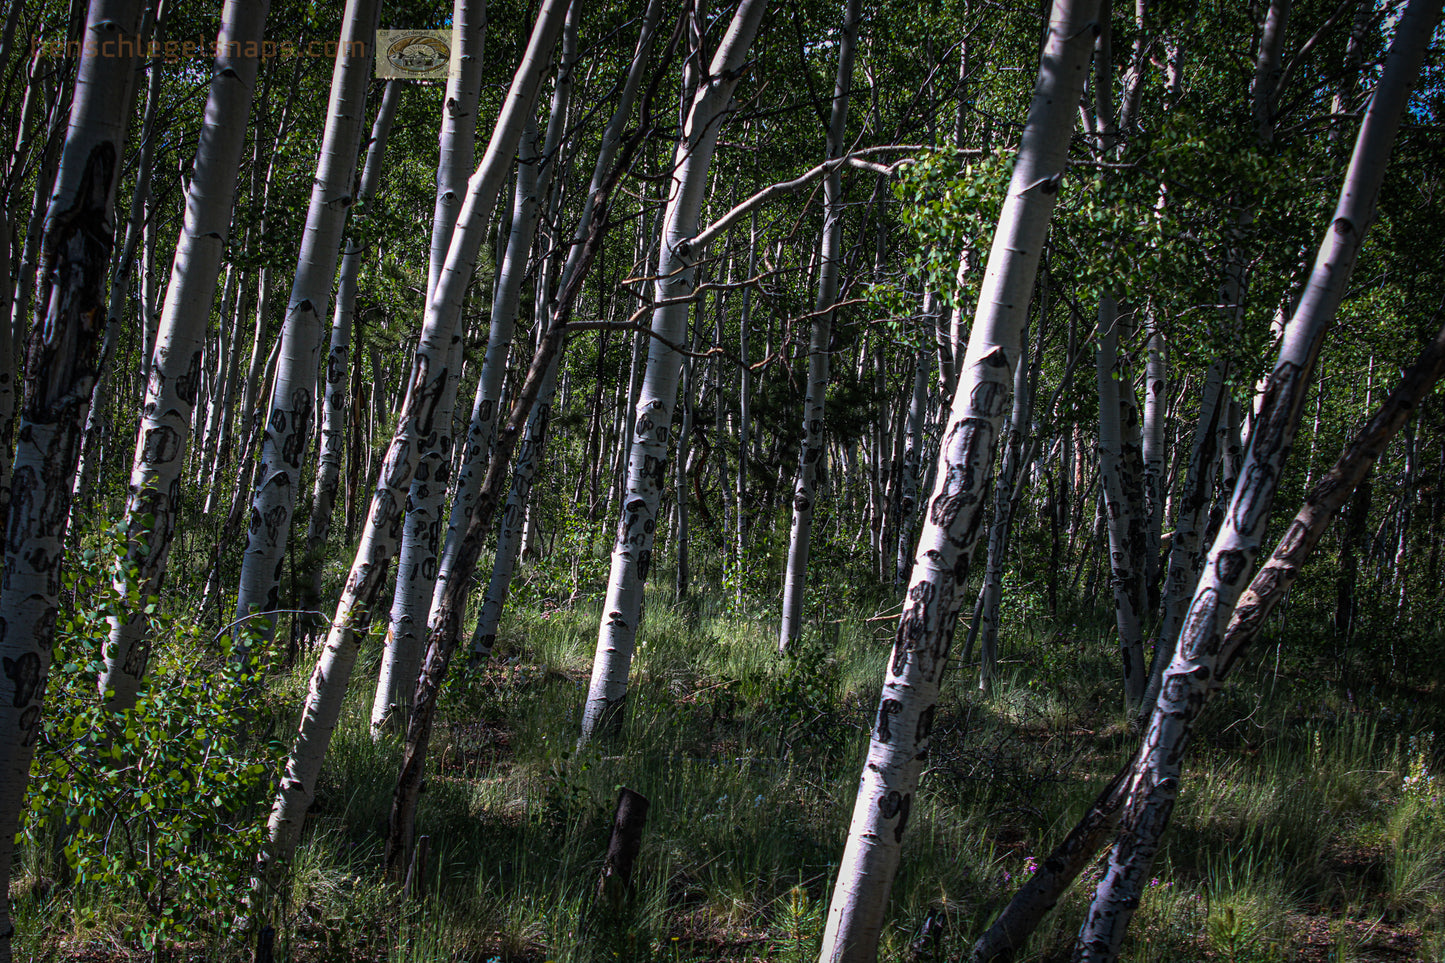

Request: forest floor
left=12, top=562, right=1445, bottom=963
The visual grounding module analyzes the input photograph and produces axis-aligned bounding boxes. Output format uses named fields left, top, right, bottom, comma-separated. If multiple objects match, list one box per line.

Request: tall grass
left=18, top=555, right=1443, bottom=961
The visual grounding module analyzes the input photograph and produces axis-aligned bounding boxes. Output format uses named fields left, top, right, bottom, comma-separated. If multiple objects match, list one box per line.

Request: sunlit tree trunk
left=818, top=0, right=1098, bottom=956
left=231, top=0, right=380, bottom=648
left=255, top=0, right=568, bottom=891
left=304, top=79, right=401, bottom=605
left=1075, top=4, right=1439, bottom=954
left=98, top=0, right=270, bottom=711
left=0, top=2, right=144, bottom=955
left=579, top=0, right=769, bottom=742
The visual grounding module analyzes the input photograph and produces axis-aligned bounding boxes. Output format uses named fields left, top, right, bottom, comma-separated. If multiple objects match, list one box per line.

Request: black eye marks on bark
left=877, top=790, right=913, bottom=843
left=931, top=418, right=994, bottom=531
left=4, top=651, right=41, bottom=706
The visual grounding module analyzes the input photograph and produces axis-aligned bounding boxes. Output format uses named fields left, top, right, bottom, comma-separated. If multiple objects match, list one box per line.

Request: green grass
left=17, top=549, right=1445, bottom=962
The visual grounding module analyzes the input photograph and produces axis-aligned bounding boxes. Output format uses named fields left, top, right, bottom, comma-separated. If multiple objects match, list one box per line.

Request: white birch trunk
left=439, top=123, right=540, bottom=630
left=255, top=0, right=569, bottom=888
left=305, top=80, right=401, bottom=577
left=378, top=9, right=576, bottom=734
left=579, top=0, right=769, bottom=743
left=777, top=0, right=862, bottom=652
left=231, top=0, right=379, bottom=645
left=1075, top=3, right=1439, bottom=954
left=427, top=0, right=488, bottom=302
left=0, top=2, right=143, bottom=955
left=464, top=0, right=665, bottom=659
left=98, top=0, right=270, bottom=711
left=818, top=1, right=1098, bottom=956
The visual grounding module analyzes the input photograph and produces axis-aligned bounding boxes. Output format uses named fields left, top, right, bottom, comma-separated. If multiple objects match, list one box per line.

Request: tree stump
left=597, top=787, right=649, bottom=908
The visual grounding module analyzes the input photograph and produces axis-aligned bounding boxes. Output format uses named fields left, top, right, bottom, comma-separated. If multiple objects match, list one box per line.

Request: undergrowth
left=13, top=535, right=1444, bottom=962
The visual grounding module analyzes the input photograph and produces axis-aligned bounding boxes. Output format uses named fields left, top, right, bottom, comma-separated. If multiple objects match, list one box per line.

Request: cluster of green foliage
left=21, top=523, right=285, bottom=952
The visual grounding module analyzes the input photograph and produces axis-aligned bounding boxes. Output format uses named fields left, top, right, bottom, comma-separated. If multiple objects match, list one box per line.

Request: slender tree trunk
left=0, top=3, right=144, bottom=955
left=466, top=0, right=665, bottom=660
left=1075, top=4, right=1440, bottom=954
left=896, top=302, right=934, bottom=586
left=972, top=309, right=1039, bottom=692
left=818, top=1, right=1097, bottom=956
left=426, top=0, right=488, bottom=301
left=579, top=0, right=768, bottom=743
left=1095, top=297, right=1148, bottom=709
left=304, top=79, right=400, bottom=598
left=98, top=0, right=270, bottom=711
left=777, top=0, right=861, bottom=652
left=735, top=212, right=756, bottom=605
left=231, top=0, right=380, bottom=648
left=254, top=0, right=569, bottom=891
left=1141, top=319, right=1165, bottom=598
left=438, top=119, right=538, bottom=620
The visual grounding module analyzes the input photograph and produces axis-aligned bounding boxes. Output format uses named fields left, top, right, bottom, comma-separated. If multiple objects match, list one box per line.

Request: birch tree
left=0, top=2, right=143, bottom=955
left=99, top=0, right=271, bottom=712
left=304, top=79, right=402, bottom=604
left=465, top=0, right=665, bottom=661
left=231, top=0, right=380, bottom=646
left=255, top=0, right=570, bottom=890
left=579, top=0, right=769, bottom=743
left=777, top=0, right=861, bottom=653
left=818, top=0, right=1099, bottom=956
left=1075, top=1, right=1442, bottom=954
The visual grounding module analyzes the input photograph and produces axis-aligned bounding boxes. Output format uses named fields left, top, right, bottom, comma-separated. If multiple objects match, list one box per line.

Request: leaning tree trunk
left=378, top=7, right=576, bottom=737
left=438, top=120, right=541, bottom=641
left=253, top=0, right=569, bottom=894
left=777, top=0, right=861, bottom=653
left=304, top=79, right=401, bottom=606
left=1074, top=3, right=1440, bottom=956
left=579, top=0, right=769, bottom=744
left=230, top=0, right=380, bottom=649
left=817, top=0, right=1098, bottom=958
left=0, top=2, right=143, bottom=957
left=464, top=0, right=665, bottom=661
left=98, top=0, right=271, bottom=712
